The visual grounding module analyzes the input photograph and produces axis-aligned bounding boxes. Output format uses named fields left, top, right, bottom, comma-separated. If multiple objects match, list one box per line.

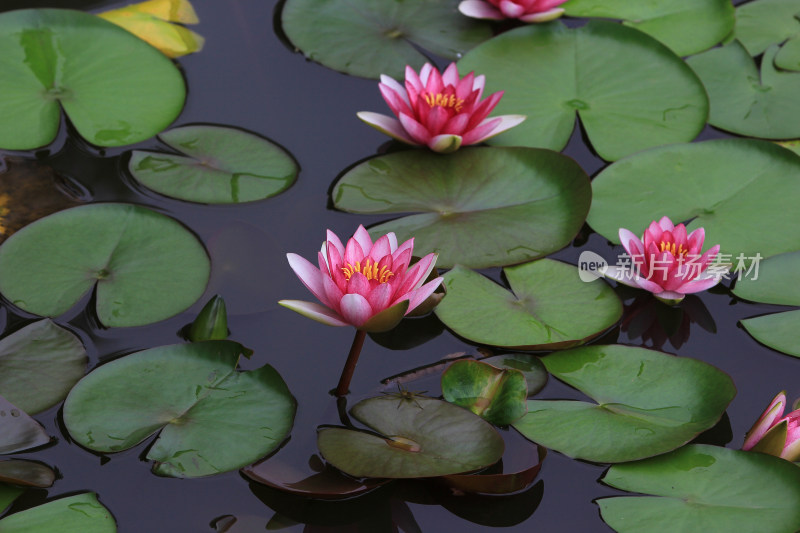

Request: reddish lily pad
left=0, top=395, right=49, bottom=454
left=441, top=360, right=527, bottom=426
left=0, top=459, right=55, bottom=488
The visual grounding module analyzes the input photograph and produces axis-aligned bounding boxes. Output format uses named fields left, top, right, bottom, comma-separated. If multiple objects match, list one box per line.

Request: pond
left=1, top=0, right=800, bottom=532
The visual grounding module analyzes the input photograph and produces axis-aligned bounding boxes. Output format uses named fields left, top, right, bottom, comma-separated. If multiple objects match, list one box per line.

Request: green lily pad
left=434, top=261, right=622, bottom=350
left=128, top=125, right=298, bottom=204
left=0, top=484, right=23, bottom=514
left=776, top=36, right=800, bottom=71
left=0, top=8, right=184, bottom=150
left=0, top=459, right=55, bottom=487
left=317, top=396, right=504, bottom=478
left=687, top=41, right=800, bottom=139
left=512, top=345, right=736, bottom=463
left=456, top=21, right=707, bottom=161
left=0, top=203, right=210, bottom=328
left=333, top=147, right=591, bottom=268
left=587, top=139, right=800, bottom=263
left=0, top=493, right=116, bottom=532
left=480, top=353, right=548, bottom=397
left=733, top=251, right=800, bottom=357
left=598, top=444, right=800, bottom=533
left=442, top=360, right=527, bottom=426
left=281, top=0, right=491, bottom=79
left=0, top=320, right=86, bottom=414
left=63, top=341, right=296, bottom=478
left=563, top=0, right=734, bottom=56
left=734, top=0, right=800, bottom=67
left=0, top=395, right=49, bottom=454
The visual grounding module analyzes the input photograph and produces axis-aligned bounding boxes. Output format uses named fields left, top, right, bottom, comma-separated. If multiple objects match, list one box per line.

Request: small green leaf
left=188, top=296, right=228, bottom=342
left=479, top=353, right=548, bottom=397
left=442, top=360, right=527, bottom=426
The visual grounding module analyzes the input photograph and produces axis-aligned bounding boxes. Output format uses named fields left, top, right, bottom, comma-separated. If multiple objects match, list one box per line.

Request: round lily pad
left=441, top=360, right=527, bottom=426
left=0, top=395, right=49, bottom=454
left=734, top=0, right=800, bottom=68
left=281, top=0, right=491, bottom=79
left=687, top=41, right=800, bottom=139
left=564, top=0, right=734, bottom=56
left=63, top=341, right=296, bottom=478
left=480, top=353, right=548, bottom=397
left=129, top=125, right=298, bottom=204
left=0, top=8, right=185, bottom=150
left=333, top=147, right=591, bottom=268
left=0, top=320, right=86, bottom=415
left=0, top=203, right=210, bottom=328
left=0, top=493, right=115, bottom=533
left=0, top=459, right=55, bottom=488
left=512, top=345, right=736, bottom=463
left=434, top=261, right=622, bottom=350
left=456, top=21, right=708, bottom=161
left=598, top=444, right=800, bottom=533
left=317, top=396, right=504, bottom=478
left=587, top=139, right=800, bottom=263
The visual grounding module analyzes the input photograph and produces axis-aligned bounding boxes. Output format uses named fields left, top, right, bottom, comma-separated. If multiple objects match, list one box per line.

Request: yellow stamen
left=423, top=91, right=464, bottom=112
left=659, top=242, right=687, bottom=256
left=341, top=258, right=395, bottom=283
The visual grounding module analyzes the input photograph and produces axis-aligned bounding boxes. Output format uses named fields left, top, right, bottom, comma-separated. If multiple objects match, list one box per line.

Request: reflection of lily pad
left=0, top=459, right=55, bottom=487
left=317, top=396, right=504, bottom=478
left=457, top=21, right=707, bottom=161
left=733, top=251, right=800, bottom=358
left=512, top=345, right=736, bottom=463
left=564, top=0, right=734, bottom=56
left=435, top=261, right=622, bottom=350
left=129, top=125, right=298, bottom=204
left=0, top=320, right=86, bottom=415
left=480, top=353, right=548, bottom=397
left=0, top=493, right=116, bottom=532
left=63, top=341, right=296, bottom=478
left=598, top=445, right=800, bottom=533
left=0, top=204, right=210, bottom=328
left=281, top=0, right=491, bottom=79
left=0, top=395, right=49, bottom=455
left=333, top=147, right=591, bottom=268
left=734, top=0, right=800, bottom=70
left=588, top=139, right=800, bottom=264
left=687, top=42, right=800, bottom=138
left=0, top=8, right=185, bottom=150
left=441, top=360, right=527, bottom=426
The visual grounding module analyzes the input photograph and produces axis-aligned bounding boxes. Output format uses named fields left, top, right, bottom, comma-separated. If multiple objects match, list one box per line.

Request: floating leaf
left=456, top=21, right=707, bottom=161
left=0, top=484, right=23, bottom=514
left=479, top=353, right=548, bottom=397
left=0, top=320, right=86, bottom=415
left=0, top=493, right=116, bottom=532
left=435, top=261, right=622, bottom=350
left=598, top=444, right=800, bottom=533
left=0, top=203, right=210, bottom=328
left=333, top=147, right=590, bottom=268
left=441, top=360, right=527, bottom=426
left=776, top=36, right=800, bottom=71
left=512, top=345, right=736, bottom=463
left=0, top=395, right=49, bottom=454
left=734, top=0, right=800, bottom=67
left=563, top=0, right=734, bottom=56
left=280, top=0, right=491, bottom=79
left=128, top=125, right=298, bottom=204
left=0, top=8, right=185, bottom=150
left=317, top=396, right=504, bottom=478
left=687, top=41, right=800, bottom=139
left=587, top=139, right=800, bottom=264
left=63, top=341, right=295, bottom=478
left=0, top=459, right=55, bottom=488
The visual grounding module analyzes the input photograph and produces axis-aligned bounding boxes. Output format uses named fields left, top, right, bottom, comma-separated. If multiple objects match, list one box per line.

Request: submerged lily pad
left=480, top=353, right=548, bottom=397
left=587, top=139, right=800, bottom=263
left=435, top=261, right=622, bottom=350
left=687, top=41, right=800, bottom=139
left=0, top=203, right=210, bottom=328
left=281, top=0, right=491, bottom=79
left=734, top=0, right=800, bottom=70
left=441, top=360, right=527, bottom=426
left=512, top=345, right=736, bottom=463
left=563, top=0, right=734, bottom=56
left=0, top=493, right=116, bottom=532
left=0, top=395, right=49, bottom=454
left=733, top=251, right=800, bottom=357
left=129, top=125, right=298, bottom=204
left=63, top=341, right=295, bottom=478
left=0, top=459, right=55, bottom=487
left=457, top=21, right=707, bottom=161
left=317, top=396, right=504, bottom=478
left=0, top=8, right=185, bottom=150
left=333, top=147, right=590, bottom=268
left=0, top=320, right=86, bottom=415
left=598, top=444, right=800, bottom=533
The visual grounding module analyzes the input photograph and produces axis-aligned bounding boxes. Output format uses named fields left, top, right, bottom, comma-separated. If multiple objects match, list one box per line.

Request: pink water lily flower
left=743, top=391, right=800, bottom=462
left=357, top=63, right=525, bottom=153
left=604, top=216, right=724, bottom=305
left=458, top=0, right=568, bottom=22
left=279, top=226, right=443, bottom=332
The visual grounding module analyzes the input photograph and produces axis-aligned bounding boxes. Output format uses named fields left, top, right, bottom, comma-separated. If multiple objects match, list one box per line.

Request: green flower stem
left=335, top=329, right=367, bottom=396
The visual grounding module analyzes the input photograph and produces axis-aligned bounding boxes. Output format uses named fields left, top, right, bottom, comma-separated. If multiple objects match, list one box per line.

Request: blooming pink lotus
left=279, top=225, right=443, bottom=332
left=458, top=0, right=568, bottom=22
left=743, top=391, right=800, bottom=461
left=604, top=216, right=724, bottom=304
left=357, top=63, right=525, bottom=153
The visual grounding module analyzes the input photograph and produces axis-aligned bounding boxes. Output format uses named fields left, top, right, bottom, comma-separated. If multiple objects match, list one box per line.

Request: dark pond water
left=1, top=0, right=795, bottom=532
